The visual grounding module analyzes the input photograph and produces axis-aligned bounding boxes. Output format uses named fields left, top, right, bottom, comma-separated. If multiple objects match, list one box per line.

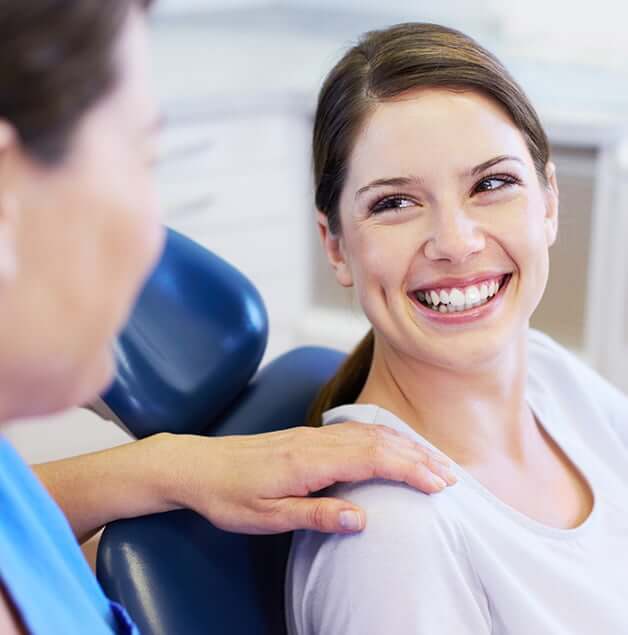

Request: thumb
left=277, top=496, right=366, bottom=534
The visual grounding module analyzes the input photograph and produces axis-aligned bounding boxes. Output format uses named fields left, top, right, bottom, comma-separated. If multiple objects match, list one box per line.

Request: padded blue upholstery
left=96, top=228, right=346, bottom=634
left=97, top=347, right=344, bottom=635
left=102, top=228, right=268, bottom=438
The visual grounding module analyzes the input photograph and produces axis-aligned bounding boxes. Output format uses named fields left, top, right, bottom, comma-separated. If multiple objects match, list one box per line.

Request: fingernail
left=431, top=474, right=448, bottom=490
left=443, top=470, right=458, bottom=485
left=339, top=510, right=363, bottom=532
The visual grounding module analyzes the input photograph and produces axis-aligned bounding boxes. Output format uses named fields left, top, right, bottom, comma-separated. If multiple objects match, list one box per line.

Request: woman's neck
left=357, top=331, right=535, bottom=467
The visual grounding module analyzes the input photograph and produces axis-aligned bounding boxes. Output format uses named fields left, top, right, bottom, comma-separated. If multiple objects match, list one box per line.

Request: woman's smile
left=409, top=273, right=513, bottom=325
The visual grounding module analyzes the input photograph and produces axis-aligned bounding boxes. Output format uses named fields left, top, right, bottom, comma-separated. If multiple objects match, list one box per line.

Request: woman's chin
left=417, top=319, right=528, bottom=373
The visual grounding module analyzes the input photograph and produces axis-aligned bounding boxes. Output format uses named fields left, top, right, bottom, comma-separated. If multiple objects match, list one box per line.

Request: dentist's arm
left=33, top=423, right=455, bottom=543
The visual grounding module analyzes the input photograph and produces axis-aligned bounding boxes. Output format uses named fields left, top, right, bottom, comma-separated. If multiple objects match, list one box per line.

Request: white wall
left=493, top=0, right=628, bottom=70
left=154, top=0, right=628, bottom=73
left=3, top=410, right=132, bottom=464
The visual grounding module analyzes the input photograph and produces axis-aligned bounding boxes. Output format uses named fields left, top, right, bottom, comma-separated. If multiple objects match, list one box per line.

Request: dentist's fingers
left=364, top=424, right=457, bottom=485
left=266, top=495, right=367, bottom=534
left=310, top=423, right=457, bottom=493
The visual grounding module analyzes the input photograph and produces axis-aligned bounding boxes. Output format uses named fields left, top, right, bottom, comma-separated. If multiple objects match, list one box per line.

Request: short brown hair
left=0, top=0, right=154, bottom=163
left=308, top=22, right=550, bottom=426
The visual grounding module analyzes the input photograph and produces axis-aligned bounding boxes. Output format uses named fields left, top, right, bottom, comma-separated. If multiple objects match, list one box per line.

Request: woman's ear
left=0, top=122, right=19, bottom=286
left=543, top=161, right=559, bottom=247
left=316, top=211, right=353, bottom=287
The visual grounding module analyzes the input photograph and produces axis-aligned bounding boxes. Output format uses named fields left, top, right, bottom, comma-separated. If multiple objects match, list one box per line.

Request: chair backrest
left=97, top=347, right=344, bottom=635
left=95, top=228, right=346, bottom=633
left=102, top=228, right=268, bottom=438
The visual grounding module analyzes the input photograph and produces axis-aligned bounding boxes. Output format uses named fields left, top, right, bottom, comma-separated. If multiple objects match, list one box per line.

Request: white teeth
left=465, top=285, right=480, bottom=305
left=449, top=288, right=465, bottom=307
left=415, top=275, right=507, bottom=313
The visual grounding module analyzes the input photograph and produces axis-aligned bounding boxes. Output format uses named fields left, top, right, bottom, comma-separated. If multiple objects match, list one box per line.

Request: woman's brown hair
left=308, top=22, right=550, bottom=427
left=0, top=0, right=154, bottom=164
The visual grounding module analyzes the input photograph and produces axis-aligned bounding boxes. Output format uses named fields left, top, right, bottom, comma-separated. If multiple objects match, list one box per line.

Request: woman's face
left=0, top=8, right=164, bottom=418
left=320, top=88, right=558, bottom=372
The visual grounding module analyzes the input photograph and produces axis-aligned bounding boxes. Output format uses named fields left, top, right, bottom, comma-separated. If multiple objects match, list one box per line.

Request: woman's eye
left=474, top=175, right=519, bottom=194
left=371, top=196, right=416, bottom=214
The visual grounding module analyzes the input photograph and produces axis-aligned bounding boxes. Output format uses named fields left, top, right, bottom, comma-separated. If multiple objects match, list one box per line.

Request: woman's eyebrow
left=355, top=175, right=423, bottom=200
left=354, top=155, right=523, bottom=200
left=469, top=154, right=523, bottom=176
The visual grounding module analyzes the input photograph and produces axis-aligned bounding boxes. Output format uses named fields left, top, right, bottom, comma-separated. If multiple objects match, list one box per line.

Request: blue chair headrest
left=97, top=346, right=346, bottom=635
left=102, top=229, right=268, bottom=438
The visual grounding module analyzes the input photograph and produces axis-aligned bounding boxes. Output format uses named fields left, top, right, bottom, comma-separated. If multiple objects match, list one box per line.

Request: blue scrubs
left=0, top=437, right=139, bottom=634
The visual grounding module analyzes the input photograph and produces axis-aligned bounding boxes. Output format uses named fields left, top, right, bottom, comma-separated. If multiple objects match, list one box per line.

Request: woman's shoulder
left=527, top=328, right=627, bottom=409
left=527, top=328, right=578, bottom=371
left=526, top=329, right=628, bottom=463
left=527, top=328, right=617, bottom=406
left=317, top=403, right=471, bottom=544
left=287, top=477, right=481, bottom=634
left=291, top=476, right=468, bottom=574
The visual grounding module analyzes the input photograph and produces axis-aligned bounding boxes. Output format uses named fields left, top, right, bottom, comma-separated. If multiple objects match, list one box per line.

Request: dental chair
left=95, top=228, right=344, bottom=635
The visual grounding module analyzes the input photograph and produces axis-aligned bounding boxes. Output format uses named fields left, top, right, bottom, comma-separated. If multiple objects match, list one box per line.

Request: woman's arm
left=33, top=424, right=455, bottom=543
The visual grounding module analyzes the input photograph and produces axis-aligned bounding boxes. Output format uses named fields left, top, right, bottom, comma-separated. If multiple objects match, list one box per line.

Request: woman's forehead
left=346, top=89, right=530, bottom=184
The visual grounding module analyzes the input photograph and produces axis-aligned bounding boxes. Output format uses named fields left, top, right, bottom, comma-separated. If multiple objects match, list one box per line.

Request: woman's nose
left=423, top=207, right=485, bottom=264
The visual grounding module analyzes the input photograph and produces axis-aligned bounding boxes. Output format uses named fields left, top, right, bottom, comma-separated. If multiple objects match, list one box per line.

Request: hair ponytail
left=306, top=330, right=374, bottom=427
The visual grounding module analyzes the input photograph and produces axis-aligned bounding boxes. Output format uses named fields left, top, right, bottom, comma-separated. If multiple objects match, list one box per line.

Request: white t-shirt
left=286, top=330, right=628, bottom=635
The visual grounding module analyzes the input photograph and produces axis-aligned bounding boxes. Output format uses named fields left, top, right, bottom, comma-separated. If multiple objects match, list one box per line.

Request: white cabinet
left=156, top=105, right=312, bottom=362
left=591, top=139, right=628, bottom=391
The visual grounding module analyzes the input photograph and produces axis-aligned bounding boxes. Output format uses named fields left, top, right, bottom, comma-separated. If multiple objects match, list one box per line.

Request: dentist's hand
left=35, top=423, right=456, bottom=542
left=164, top=423, right=457, bottom=534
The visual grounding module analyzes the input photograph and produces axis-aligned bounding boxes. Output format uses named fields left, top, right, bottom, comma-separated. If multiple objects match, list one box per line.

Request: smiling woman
left=287, top=22, right=628, bottom=635
left=306, top=22, right=557, bottom=425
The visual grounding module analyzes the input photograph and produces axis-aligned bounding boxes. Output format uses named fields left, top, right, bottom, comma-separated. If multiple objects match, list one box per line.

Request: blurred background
left=6, top=0, right=628, bottom=462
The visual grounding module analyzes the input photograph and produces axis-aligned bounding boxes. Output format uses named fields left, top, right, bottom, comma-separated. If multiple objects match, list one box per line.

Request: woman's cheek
left=355, top=231, right=414, bottom=322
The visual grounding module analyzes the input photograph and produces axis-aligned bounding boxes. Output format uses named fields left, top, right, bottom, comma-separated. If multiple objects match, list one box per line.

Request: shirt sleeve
left=287, top=481, right=491, bottom=635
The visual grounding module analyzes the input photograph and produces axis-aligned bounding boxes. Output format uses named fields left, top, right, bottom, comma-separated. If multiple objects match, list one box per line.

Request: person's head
left=309, top=22, right=558, bottom=422
left=0, top=0, right=163, bottom=419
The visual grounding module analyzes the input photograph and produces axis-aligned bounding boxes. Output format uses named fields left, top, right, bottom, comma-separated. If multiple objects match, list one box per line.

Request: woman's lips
left=409, top=274, right=512, bottom=324
left=414, top=272, right=509, bottom=294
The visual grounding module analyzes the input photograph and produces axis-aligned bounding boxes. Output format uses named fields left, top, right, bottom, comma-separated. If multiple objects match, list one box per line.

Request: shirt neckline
left=323, top=393, right=600, bottom=541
